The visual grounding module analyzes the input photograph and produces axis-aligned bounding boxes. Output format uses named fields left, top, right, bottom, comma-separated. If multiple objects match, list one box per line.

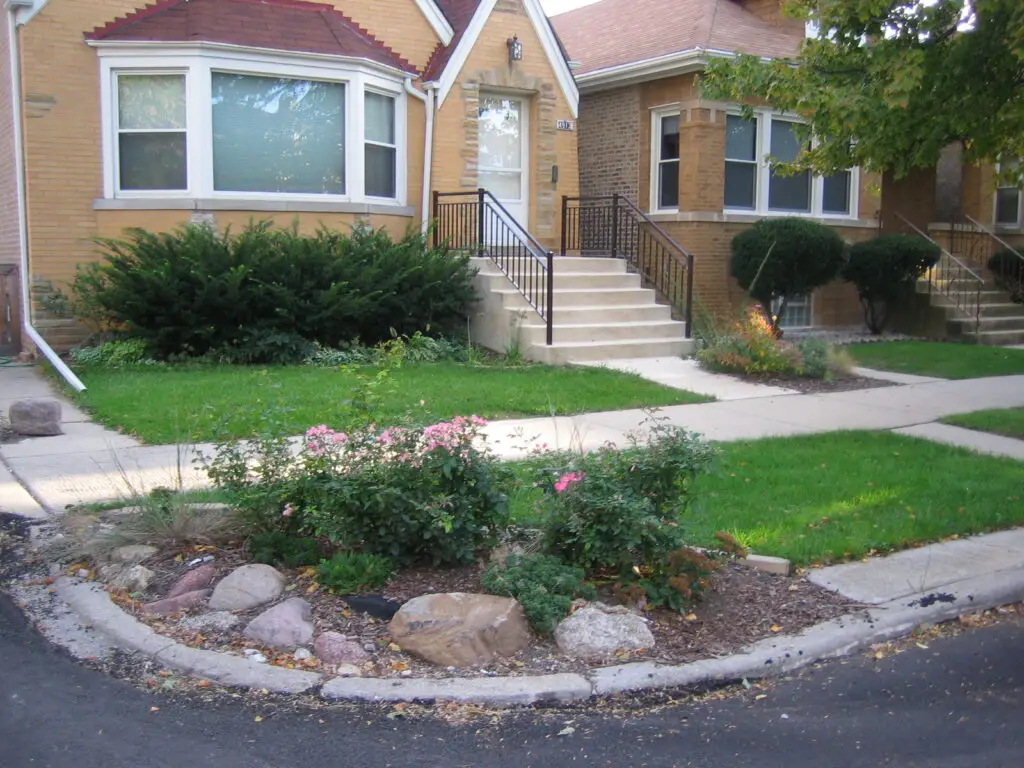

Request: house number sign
left=556, top=119, right=575, bottom=131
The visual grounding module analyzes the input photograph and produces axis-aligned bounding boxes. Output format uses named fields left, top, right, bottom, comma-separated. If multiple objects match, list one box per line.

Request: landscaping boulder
left=314, top=631, right=369, bottom=665
left=243, top=598, right=314, bottom=649
left=388, top=593, right=532, bottom=667
left=142, top=589, right=211, bottom=616
left=111, top=545, right=158, bottom=564
left=554, top=602, right=655, bottom=660
left=97, top=563, right=124, bottom=584
left=180, top=611, right=240, bottom=633
left=166, top=563, right=217, bottom=598
left=208, top=564, right=286, bottom=611
left=111, top=564, right=155, bottom=593
left=9, top=399, right=61, bottom=436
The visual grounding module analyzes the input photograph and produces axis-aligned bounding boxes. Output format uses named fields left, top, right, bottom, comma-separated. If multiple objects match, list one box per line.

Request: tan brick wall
left=431, top=0, right=580, bottom=248
left=962, top=162, right=996, bottom=224
left=0, top=18, right=20, bottom=270
left=880, top=167, right=936, bottom=234
left=329, top=0, right=440, bottom=71
left=577, top=85, right=640, bottom=199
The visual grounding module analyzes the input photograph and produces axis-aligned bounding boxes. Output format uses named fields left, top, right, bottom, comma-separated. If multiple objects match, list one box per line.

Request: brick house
left=0, top=0, right=582, bottom=355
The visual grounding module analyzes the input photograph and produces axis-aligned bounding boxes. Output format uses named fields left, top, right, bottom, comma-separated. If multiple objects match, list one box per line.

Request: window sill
left=647, top=210, right=877, bottom=229
left=93, top=197, right=416, bottom=216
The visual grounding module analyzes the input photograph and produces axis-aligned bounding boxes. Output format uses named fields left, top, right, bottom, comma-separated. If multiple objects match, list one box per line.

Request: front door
left=478, top=94, right=528, bottom=241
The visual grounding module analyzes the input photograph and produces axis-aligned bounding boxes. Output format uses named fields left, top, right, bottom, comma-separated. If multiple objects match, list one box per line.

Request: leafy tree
left=842, top=234, right=940, bottom=333
left=730, top=218, right=846, bottom=333
left=702, top=0, right=1024, bottom=182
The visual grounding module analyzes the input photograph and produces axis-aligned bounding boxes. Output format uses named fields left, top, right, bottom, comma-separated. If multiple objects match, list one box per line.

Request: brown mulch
left=108, top=545, right=857, bottom=680
left=732, top=372, right=894, bottom=395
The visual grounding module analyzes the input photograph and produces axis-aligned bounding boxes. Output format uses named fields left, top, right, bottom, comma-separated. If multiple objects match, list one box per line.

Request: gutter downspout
left=6, top=3, right=85, bottom=390
left=403, top=77, right=436, bottom=234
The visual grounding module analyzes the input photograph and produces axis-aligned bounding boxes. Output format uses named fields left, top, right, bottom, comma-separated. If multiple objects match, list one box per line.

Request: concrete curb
left=52, top=568, right=1024, bottom=706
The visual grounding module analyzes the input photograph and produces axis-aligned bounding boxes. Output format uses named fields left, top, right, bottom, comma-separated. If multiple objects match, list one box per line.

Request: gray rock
left=9, top=399, right=62, bottom=436
left=97, top=563, right=124, bottom=584
left=179, top=611, right=240, bottom=633
left=314, top=631, right=369, bottom=665
left=554, top=602, right=655, bottom=660
left=208, top=564, right=286, bottom=611
left=389, top=593, right=532, bottom=668
left=166, top=563, right=217, bottom=598
left=243, top=598, right=314, bottom=649
left=111, top=564, right=155, bottom=593
left=142, top=589, right=211, bottom=617
left=293, top=648, right=313, bottom=661
left=111, top=545, right=159, bottom=564
left=333, top=663, right=364, bottom=678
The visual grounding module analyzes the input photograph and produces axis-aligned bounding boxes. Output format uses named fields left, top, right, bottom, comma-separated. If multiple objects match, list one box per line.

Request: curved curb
left=53, top=568, right=1024, bottom=706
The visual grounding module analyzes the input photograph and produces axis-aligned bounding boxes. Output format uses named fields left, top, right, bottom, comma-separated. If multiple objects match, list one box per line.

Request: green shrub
left=248, top=532, right=321, bottom=568
left=536, top=417, right=716, bottom=574
left=988, top=248, right=1024, bottom=302
left=72, top=221, right=477, bottom=360
left=794, top=337, right=831, bottom=379
left=842, top=234, right=941, bottom=333
left=481, top=553, right=596, bottom=635
left=697, top=305, right=804, bottom=376
left=623, top=547, right=720, bottom=613
left=209, top=329, right=316, bottom=366
left=70, top=339, right=160, bottom=368
left=317, top=552, right=394, bottom=594
left=730, top=218, right=846, bottom=334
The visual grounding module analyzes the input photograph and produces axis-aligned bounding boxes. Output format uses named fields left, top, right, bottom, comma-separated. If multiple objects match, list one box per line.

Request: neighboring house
left=551, top=0, right=880, bottom=331
left=0, top=0, right=581, bottom=352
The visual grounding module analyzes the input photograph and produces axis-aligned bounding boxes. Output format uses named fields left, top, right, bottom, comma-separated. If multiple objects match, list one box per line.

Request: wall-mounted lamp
left=507, top=35, right=523, bottom=63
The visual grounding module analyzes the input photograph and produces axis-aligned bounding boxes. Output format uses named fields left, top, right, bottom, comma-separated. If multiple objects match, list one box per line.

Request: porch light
left=507, top=35, right=523, bottom=62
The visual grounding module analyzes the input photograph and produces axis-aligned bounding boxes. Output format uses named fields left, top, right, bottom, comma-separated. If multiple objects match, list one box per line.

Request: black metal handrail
left=432, top=189, right=553, bottom=345
left=894, top=212, right=983, bottom=333
left=964, top=214, right=1024, bottom=303
left=560, top=194, right=694, bottom=338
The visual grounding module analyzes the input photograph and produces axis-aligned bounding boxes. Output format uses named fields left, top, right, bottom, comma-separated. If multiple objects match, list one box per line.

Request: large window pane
left=659, top=161, right=679, bottom=209
left=118, top=74, right=186, bottom=130
left=656, top=114, right=680, bottom=209
left=479, top=170, right=521, bottom=199
left=769, top=119, right=804, bottom=162
left=725, top=115, right=756, bottom=161
left=724, top=162, right=756, bottom=209
left=478, top=97, right=523, bottom=171
left=660, top=115, right=680, bottom=160
left=769, top=169, right=811, bottom=211
left=365, top=92, right=395, bottom=144
left=996, top=188, right=1021, bottom=225
left=822, top=170, right=851, bottom=214
left=364, top=91, right=396, bottom=198
left=212, top=72, right=345, bottom=194
left=365, top=144, right=396, bottom=198
left=119, top=133, right=187, bottom=190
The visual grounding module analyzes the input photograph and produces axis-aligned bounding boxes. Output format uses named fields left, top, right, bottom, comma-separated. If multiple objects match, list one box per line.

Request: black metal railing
left=561, top=194, right=694, bottom=337
left=894, top=213, right=984, bottom=334
left=964, top=215, right=1024, bottom=303
left=432, top=189, right=553, bottom=345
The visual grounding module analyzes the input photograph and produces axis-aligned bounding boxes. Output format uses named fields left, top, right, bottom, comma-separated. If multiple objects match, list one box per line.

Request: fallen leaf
left=770, top=624, right=782, bottom=633
left=306, top=583, right=320, bottom=594
left=684, top=613, right=698, bottom=622
left=557, top=726, right=576, bottom=737
left=388, top=642, right=402, bottom=652
left=390, top=661, right=409, bottom=672
left=150, top=707, right=159, bottom=713
left=755, top=694, right=768, bottom=701
left=254, top=716, right=263, bottom=723
left=197, top=680, right=212, bottom=688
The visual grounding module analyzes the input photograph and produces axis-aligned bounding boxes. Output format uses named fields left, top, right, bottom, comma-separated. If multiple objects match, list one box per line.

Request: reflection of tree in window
left=212, top=73, right=345, bottom=194
left=117, top=74, right=187, bottom=191
left=478, top=98, right=522, bottom=199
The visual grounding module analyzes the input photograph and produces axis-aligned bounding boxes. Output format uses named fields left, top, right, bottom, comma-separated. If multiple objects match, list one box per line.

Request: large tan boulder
left=388, top=593, right=532, bottom=667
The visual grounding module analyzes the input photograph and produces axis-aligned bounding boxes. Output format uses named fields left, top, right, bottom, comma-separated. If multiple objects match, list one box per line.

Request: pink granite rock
left=167, top=564, right=217, bottom=599
left=314, top=632, right=370, bottom=665
left=142, top=589, right=211, bottom=617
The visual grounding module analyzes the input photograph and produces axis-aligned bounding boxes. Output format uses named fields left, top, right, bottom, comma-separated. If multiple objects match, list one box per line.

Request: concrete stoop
left=919, top=277, right=1024, bottom=346
left=469, top=256, right=696, bottom=364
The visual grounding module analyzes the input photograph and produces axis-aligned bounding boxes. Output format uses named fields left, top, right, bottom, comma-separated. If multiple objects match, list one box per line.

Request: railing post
left=477, top=188, right=486, bottom=258
left=560, top=196, right=568, bottom=256
left=610, top=193, right=619, bottom=259
left=431, top=190, right=440, bottom=248
left=684, top=253, right=695, bottom=339
left=546, top=250, right=554, bottom=346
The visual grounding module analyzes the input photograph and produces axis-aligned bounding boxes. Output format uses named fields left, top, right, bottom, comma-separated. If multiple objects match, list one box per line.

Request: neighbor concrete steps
left=917, top=274, right=1024, bottom=346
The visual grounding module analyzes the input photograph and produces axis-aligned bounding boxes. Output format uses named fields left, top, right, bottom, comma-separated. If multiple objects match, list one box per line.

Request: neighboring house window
left=724, top=112, right=857, bottom=218
left=653, top=112, right=680, bottom=210
left=772, top=294, right=812, bottom=329
left=995, top=160, right=1022, bottom=226
left=100, top=52, right=405, bottom=205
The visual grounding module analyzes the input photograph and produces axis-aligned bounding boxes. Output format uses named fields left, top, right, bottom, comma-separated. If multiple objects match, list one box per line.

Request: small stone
left=166, top=563, right=216, bottom=598
left=242, top=649, right=267, bottom=664
left=293, top=648, right=313, bottom=661
left=208, top=564, right=286, bottom=611
left=333, top=664, right=363, bottom=678
left=76, top=568, right=90, bottom=578
left=142, top=589, right=211, bottom=617
left=314, top=631, right=370, bottom=665
left=243, top=598, right=314, bottom=649
left=9, top=399, right=61, bottom=436
left=180, top=611, right=240, bottom=633
left=112, top=564, right=155, bottom=593
left=97, top=563, right=123, bottom=584
left=111, top=545, right=159, bottom=564
left=554, top=602, right=655, bottom=660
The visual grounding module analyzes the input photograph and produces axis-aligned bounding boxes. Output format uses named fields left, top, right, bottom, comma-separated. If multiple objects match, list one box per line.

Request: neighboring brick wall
left=880, top=167, right=937, bottom=234
left=0, top=19, right=20, bottom=271
left=739, top=0, right=805, bottom=34
left=961, top=162, right=996, bottom=224
left=577, top=85, right=640, bottom=199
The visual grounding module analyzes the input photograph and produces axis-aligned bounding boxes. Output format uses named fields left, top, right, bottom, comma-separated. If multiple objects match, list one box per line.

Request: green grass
left=941, top=407, right=1024, bottom=440
left=507, top=431, right=1024, bottom=566
left=847, top=341, right=1024, bottom=379
left=72, top=362, right=711, bottom=444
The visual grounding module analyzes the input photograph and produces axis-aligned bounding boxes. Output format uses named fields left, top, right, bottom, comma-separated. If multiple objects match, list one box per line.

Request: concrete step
left=551, top=272, right=642, bottom=289
left=474, top=256, right=628, bottom=275
left=527, top=337, right=696, bottom=364
left=493, top=286, right=659, bottom=307
left=520, top=319, right=686, bottom=345
left=975, top=315, right=1024, bottom=332
left=961, top=329, right=1024, bottom=345
left=547, top=304, right=673, bottom=324
left=978, top=302, right=1024, bottom=318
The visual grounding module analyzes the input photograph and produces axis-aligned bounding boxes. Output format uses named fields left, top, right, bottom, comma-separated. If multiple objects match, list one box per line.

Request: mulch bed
left=733, top=372, right=895, bottom=395
left=108, top=543, right=857, bottom=680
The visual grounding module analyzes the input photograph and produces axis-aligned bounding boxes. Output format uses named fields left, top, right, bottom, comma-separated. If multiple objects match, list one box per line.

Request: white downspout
left=6, top=3, right=85, bottom=390
left=403, top=77, right=436, bottom=233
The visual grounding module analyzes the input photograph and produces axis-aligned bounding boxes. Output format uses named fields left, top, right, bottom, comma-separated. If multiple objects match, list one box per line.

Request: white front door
left=478, top=94, right=528, bottom=240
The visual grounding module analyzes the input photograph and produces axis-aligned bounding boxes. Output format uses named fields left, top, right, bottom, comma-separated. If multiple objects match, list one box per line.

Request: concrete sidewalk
left=3, top=363, right=1024, bottom=511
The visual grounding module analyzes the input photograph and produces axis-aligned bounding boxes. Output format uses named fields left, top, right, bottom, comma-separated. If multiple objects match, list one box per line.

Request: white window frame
left=723, top=110, right=859, bottom=220
left=97, top=47, right=407, bottom=206
left=113, top=71, right=190, bottom=194
left=363, top=88, right=399, bottom=201
left=650, top=108, right=681, bottom=213
left=994, top=161, right=1022, bottom=228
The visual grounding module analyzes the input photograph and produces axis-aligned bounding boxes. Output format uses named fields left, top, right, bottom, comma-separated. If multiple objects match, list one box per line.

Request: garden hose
left=0, top=355, right=35, bottom=367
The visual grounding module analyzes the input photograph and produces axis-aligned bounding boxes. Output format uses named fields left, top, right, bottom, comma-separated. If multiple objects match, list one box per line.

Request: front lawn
left=72, top=362, right=711, bottom=444
left=509, top=431, right=1024, bottom=566
left=846, top=341, right=1024, bottom=379
left=941, top=407, right=1024, bottom=440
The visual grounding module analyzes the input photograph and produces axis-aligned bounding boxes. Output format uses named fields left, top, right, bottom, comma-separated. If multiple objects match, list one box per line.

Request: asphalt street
left=1, top=579, right=1022, bottom=768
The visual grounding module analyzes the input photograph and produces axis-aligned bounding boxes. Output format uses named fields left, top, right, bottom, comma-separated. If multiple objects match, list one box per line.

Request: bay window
left=724, top=112, right=857, bottom=218
left=101, top=51, right=405, bottom=206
